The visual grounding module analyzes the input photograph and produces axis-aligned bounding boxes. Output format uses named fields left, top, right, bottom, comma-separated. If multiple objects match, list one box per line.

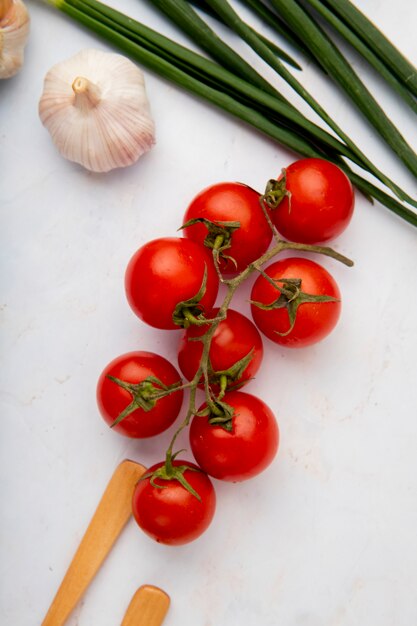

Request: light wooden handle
left=121, top=585, right=170, bottom=626
left=42, top=459, right=146, bottom=626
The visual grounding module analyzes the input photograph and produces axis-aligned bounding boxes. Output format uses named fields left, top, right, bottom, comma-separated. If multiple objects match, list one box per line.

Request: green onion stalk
left=198, top=0, right=417, bottom=205
left=297, top=0, right=417, bottom=114
left=316, top=0, right=417, bottom=97
left=266, top=0, right=417, bottom=178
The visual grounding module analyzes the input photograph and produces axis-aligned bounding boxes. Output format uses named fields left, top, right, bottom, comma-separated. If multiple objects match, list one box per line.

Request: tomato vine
left=97, top=160, right=354, bottom=544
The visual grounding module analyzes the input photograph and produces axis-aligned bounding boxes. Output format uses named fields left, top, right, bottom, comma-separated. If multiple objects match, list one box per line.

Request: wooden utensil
left=121, top=585, right=170, bottom=626
left=42, top=459, right=146, bottom=626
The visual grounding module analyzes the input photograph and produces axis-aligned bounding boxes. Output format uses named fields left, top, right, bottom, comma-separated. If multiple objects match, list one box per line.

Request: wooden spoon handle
left=121, top=585, right=170, bottom=626
left=42, top=459, right=146, bottom=626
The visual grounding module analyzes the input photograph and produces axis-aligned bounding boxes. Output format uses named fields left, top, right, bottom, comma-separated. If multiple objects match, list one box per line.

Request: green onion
left=319, top=0, right=417, bottom=98
left=142, top=0, right=280, bottom=100
left=246, top=31, right=300, bottom=71
left=236, top=0, right=320, bottom=68
left=266, top=0, right=417, bottom=178
left=298, top=0, right=417, bottom=115
left=44, top=0, right=417, bottom=226
left=187, top=0, right=302, bottom=70
left=203, top=0, right=417, bottom=205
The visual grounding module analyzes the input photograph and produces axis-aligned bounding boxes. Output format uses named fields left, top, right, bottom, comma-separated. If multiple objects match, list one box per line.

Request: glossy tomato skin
left=190, top=391, right=279, bottom=482
left=251, top=257, right=341, bottom=348
left=178, top=308, right=263, bottom=390
left=125, top=238, right=219, bottom=329
left=96, top=352, right=183, bottom=438
left=132, top=460, right=216, bottom=545
left=271, top=158, right=354, bottom=243
left=183, top=182, right=272, bottom=274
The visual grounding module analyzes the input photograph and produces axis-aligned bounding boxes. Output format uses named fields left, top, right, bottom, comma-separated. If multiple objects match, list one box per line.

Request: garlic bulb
left=0, top=0, right=30, bottom=79
left=39, top=49, right=156, bottom=173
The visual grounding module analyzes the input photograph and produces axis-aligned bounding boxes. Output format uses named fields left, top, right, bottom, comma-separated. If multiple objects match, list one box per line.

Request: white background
left=1, top=1, right=417, bottom=625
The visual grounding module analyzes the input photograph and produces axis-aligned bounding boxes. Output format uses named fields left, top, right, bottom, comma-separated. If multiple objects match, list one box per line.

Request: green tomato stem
left=164, top=192, right=353, bottom=472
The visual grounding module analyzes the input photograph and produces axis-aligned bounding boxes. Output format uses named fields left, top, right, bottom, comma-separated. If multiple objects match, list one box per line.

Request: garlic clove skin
left=0, top=0, right=30, bottom=79
left=38, top=49, right=156, bottom=173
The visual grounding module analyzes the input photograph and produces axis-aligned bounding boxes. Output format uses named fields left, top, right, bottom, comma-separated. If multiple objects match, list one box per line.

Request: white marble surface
left=1, top=1, right=417, bottom=625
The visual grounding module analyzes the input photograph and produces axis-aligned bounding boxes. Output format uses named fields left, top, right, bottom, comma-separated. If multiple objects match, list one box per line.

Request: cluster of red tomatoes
left=96, top=158, right=354, bottom=545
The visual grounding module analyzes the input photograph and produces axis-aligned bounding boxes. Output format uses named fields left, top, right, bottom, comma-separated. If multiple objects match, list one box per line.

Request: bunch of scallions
left=43, top=0, right=417, bottom=226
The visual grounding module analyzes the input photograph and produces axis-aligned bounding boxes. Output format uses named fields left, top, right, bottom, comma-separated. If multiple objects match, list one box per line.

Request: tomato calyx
left=207, top=348, right=255, bottom=398
left=172, top=264, right=210, bottom=328
left=172, top=266, right=224, bottom=328
left=141, top=450, right=203, bottom=501
left=182, top=217, right=241, bottom=269
left=262, top=174, right=289, bottom=211
left=106, top=375, right=182, bottom=428
left=251, top=273, right=340, bottom=336
left=198, top=399, right=235, bottom=432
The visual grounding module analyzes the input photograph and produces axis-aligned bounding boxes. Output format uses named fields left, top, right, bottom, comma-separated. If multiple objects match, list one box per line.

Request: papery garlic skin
left=0, top=0, right=30, bottom=79
left=39, top=49, right=156, bottom=173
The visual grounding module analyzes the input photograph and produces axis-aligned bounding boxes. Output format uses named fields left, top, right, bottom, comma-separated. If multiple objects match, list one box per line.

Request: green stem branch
left=164, top=234, right=353, bottom=461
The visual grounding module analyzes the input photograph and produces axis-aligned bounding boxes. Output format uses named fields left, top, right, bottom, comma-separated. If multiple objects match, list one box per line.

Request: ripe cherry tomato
left=251, top=257, right=341, bottom=348
left=182, top=182, right=272, bottom=274
left=177, top=308, right=263, bottom=392
left=96, top=351, right=183, bottom=438
left=270, top=158, right=354, bottom=243
left=125, top=238, right=219, bottom=330
left=132, top=460, right=216, bottom=545
left=190, top=391, right=279, bottom=482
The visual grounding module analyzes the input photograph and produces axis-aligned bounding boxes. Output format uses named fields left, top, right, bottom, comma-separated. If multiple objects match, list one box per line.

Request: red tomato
left=178, top=308, right=263, bottom=391
left=96, top=352, right=183, bottom=438
left=183, top=182, right=272, bottom=274
left=132, top=460, right=216, bottom=545
left=125, top=238, right=219, bottom=330
left=251, top=257, right=341, bottom=348
left=270, top=158, right=354, bottom=243
left=190, top=391, right=279, bottom=482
